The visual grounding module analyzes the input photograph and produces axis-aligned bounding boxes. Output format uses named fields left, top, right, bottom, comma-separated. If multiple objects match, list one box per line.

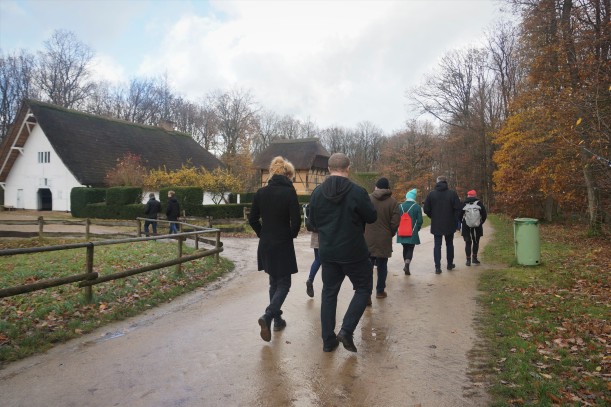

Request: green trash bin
left=514, top=218, right=540, bottom=265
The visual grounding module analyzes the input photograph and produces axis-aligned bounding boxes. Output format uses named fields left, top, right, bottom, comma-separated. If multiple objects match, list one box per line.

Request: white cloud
left=90, top=54, right=127, bottom=85
left=137, top=0, right=501, bottom=134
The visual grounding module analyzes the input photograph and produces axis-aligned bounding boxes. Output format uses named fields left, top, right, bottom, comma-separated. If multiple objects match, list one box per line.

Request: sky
left=0, top=0, right=506, bottom=134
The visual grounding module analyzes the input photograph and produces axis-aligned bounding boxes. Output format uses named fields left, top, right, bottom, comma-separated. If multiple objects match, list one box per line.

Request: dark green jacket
left=309, top=176, right=377, bottom=263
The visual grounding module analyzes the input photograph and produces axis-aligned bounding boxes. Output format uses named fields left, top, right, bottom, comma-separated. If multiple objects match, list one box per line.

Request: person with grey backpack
left=461, top=190, right=487, bottom=266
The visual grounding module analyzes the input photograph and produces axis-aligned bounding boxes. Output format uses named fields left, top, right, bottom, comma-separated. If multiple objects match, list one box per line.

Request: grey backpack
left=464, top=200, right=481, bottom=228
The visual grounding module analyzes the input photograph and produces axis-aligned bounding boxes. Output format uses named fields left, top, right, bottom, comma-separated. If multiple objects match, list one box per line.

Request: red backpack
left=398, top=203, right=416, bottom=237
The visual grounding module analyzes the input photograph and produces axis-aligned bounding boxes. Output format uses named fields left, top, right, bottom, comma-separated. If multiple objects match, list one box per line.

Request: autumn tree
left=105, top=153, right=148, bottom=187
left=495, top=0, right=610, bottom=229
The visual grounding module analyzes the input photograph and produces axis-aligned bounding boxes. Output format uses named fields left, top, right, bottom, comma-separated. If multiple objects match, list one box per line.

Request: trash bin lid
left=514, top=218, right=539, bottom=224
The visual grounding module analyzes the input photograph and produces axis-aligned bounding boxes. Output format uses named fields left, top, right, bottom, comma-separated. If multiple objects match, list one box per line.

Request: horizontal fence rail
left=0, top=219, right=223, bottom=302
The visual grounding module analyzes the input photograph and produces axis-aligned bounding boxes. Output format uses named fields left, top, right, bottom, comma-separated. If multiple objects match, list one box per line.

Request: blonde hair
left=269, top=156, right=295, bottom=178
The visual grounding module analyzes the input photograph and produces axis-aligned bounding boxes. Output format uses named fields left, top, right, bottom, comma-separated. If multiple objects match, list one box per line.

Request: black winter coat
left=248, top=175, right=301, bottom=278
left=461, top=197, right=487, bottom=238
left=309, top=175, right=377, bottom=263
left=166, top=197, right=180, bottom=221
left=144, top=198, right=161, bottom=219
left=423, top=181, right=462, bottom=235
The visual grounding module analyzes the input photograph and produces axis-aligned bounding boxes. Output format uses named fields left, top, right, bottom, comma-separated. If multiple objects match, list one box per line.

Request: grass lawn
left=0, top=237, right=233, bottom=364
left=480, top=215, right=610, bottom=406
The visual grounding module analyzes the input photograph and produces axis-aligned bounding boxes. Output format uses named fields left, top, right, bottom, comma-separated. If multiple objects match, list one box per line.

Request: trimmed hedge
left=185, top=203, right=250, bottom=219
left=105, top=187, right=143, bottom=206
left=70, top=187, right=107, bottom=217
left=228, top=192, right=255, bottom=204
left=83, top=203, right=145, bottom=219
left=159, top=187, right=204, bottom=213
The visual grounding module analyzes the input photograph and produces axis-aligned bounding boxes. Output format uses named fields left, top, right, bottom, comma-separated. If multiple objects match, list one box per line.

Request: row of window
left=38, top=151, right=50, bottom=163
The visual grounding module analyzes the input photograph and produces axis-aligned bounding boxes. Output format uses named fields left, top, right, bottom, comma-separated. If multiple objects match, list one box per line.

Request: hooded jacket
left=423, top=180, right=462, bottom=235
left=309, top=175, right=377, bottom=263
left=166, top=197, right=180, bottom=221
left=364, top=188, right=400, bottom=258
left=248, top=174, right=301, bottom=277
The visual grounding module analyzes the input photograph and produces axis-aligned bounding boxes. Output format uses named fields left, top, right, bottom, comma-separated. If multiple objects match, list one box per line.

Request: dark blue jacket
left=423, top=181, right=462, bottom=235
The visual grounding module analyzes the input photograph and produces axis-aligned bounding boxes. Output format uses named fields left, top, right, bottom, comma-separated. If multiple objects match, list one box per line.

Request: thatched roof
left=253, top=138, right=330, bottom=170
left=0, top=100, right=224, bottom=186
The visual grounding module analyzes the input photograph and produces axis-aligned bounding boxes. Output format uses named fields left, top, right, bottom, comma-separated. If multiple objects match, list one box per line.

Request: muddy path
left=0, top=225, right=492, bottom=407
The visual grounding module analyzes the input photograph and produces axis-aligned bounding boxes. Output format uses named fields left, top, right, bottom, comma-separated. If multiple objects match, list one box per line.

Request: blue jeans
left=308, top=248, right=321, bottom=281
left=370, top=256, right=388, bottom=293
left=433, top=234, right=455, bottom=268
left=266, top=274, right=292, bottom=319
left=320, top=258, right=373, bottom=347
left=144, top=220, right=157, bottom=236
left=169, top=222, right=179, bottom=234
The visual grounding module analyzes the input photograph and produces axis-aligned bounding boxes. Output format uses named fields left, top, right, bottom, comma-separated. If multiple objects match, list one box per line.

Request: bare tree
left=211, top=88, right=259, bottom=156
left=36, top=29, right=95, bottom=108
left=0, top=49, right=37, bottom=141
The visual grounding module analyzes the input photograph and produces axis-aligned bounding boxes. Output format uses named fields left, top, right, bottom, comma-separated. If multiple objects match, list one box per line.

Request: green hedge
left=228, top=192, right=255, bottom=204
left=70, top=187, right=107, bottom=217
left=185, top=204, right=250, bottom=219
left=82, top=203, right=145, bottom=219
left=105, top=187, right=143, bottom=206
left=159, top=187, right=203, bottom=212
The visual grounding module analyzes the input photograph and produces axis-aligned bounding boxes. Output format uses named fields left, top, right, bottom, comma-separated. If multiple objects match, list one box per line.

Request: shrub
left=70, top=187, right=106, bottom=217
left=105, top=187, right=143, bottom=206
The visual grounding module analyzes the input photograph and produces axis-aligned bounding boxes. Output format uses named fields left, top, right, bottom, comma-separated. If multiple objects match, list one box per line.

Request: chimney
left=159, top=119, right=175, bottom=131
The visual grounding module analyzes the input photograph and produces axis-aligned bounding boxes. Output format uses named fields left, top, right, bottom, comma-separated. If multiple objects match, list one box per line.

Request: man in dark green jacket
left=309, top=153, right=377, bottom=353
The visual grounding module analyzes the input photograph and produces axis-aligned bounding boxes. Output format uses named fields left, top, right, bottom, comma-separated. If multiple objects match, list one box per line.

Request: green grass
left=479, top=215, right=609, bottom=406
left=0, top=238, right=234, bottom=363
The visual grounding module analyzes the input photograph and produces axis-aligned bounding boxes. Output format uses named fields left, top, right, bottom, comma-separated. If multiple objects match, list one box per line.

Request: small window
left=38, top=151, right=50, bottom=163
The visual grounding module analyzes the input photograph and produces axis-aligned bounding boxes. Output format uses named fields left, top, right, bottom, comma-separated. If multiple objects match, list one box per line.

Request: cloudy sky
left=0, top=0, right=506, bottom=134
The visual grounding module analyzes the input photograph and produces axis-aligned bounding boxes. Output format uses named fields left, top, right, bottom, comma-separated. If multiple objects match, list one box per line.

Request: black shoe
left=306, top=279, right=314, bottom=298
left=447, top=264, right=456, bottom=271
left=472, top=257, right=481, bottom=265
left=337, top=330, right=357, bottom=352
left=435, top=267, right=442, bottom=274
left=466, top=259, right=471, bottom=266
left=403, top=260, right=411, bottom=275
left=273, top=317, right=286, bottom=332
left=258, top=315, right=272, bottom=342
left=323, top=338, right=340, bottom=352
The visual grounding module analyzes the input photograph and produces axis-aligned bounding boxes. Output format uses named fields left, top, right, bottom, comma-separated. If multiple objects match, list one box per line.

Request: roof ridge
left=26, top=99, right=191, bottom=137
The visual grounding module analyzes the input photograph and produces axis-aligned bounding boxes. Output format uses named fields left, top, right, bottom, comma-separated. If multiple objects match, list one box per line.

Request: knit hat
left=375, top=177, right=390, bottom=189
left=467, top=190, right=477, bottom=197
left=406, top=188, right=417, bottom=200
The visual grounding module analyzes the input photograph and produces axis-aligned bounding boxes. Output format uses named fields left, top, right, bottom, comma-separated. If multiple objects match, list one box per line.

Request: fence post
left=85, top=218, right=91, bottom=241
left=84, top=244, right=94, bottom=303
left=38, top=216, right=44, bottom=240
left=215, top=230, right=220, bottom=264
left=176, top=237, right=183, bottom=274
left=137, top=219, right=142, bottom=237
left=194, top=231, right=199, bottom=250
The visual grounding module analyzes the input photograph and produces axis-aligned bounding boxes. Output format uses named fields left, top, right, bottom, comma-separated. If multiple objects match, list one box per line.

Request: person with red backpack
left=396, top=188, right=424, bottom=275
left=461, top=190, right=487, bottom=266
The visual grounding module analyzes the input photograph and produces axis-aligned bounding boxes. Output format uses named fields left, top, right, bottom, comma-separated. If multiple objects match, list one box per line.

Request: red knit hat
left=467, top=190, right=477, bottom=197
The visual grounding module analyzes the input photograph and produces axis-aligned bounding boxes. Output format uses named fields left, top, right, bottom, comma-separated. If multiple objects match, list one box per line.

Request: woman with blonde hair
left=249, top=156, right=301, bottom=342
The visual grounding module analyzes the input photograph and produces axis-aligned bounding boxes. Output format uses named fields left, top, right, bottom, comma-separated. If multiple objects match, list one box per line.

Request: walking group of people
left=249, top=153, right=487, bottom=353
left=143, top=190, right=181, bottom=236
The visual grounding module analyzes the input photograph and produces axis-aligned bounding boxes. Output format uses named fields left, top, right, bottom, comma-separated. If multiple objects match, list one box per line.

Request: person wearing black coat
left=143, top=193, right=162, bottom=236
left=461, top=190, right=488, bottom=266
left=423, top=176, right=462, bottom=274
left=166, top=191, right=180, bottom=234
left=249, top=156, right=301, bottom=343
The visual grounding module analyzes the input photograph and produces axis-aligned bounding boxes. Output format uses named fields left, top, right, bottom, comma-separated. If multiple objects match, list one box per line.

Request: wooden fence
left=0, top=219, right=223, bottom=302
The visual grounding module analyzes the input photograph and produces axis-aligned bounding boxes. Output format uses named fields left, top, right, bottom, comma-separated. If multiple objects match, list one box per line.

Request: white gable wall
left=4, top=124, right=81, bottom=211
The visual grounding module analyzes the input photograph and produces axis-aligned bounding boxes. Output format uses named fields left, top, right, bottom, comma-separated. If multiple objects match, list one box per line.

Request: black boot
left=472, top=256, right=480, bottom=265
left=403, top=259, right=411, bottom=275
left=466, top=258, right=471, bottom=266
left=258, top=314, right=272, bottom=342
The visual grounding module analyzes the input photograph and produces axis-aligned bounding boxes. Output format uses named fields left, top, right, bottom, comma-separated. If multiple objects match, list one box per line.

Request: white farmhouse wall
left=141, top=191, right=229, bottom=205
left=4, top=125, right=81, bottom=211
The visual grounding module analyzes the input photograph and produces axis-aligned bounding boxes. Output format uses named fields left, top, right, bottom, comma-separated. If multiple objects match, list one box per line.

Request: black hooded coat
left=423, top=180, right=462, bottom=235
left=309, top=175, right=377, bottom=263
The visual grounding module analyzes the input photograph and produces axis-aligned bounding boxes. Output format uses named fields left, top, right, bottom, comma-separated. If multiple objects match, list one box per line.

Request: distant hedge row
left=71, top=187, right=250, bottom=220
left=228, top=192, right=311, bottom=204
